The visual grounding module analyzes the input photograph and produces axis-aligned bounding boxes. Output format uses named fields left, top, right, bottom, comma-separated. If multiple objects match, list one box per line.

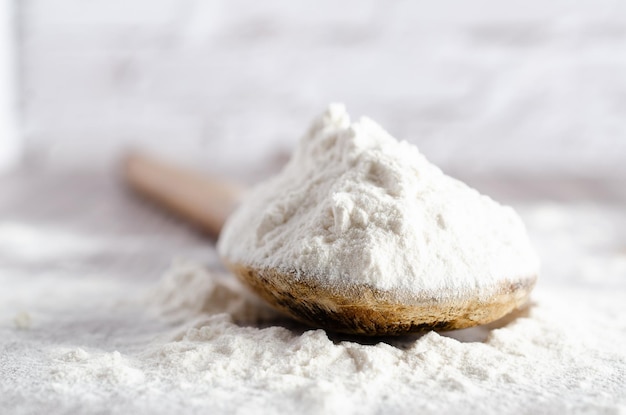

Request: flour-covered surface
left=0, top=169, right=625, bottom=414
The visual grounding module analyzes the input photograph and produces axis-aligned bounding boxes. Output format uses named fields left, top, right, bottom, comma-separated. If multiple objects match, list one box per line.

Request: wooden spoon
left=123, top=152, right=242, bottom=238
left=123, top=152, right=536, bottom=335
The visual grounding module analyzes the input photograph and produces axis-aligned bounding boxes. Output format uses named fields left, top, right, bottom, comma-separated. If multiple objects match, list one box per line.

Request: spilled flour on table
left=146, top=261, right=278, bottom=326
left=37, top=260, right=625, bottom=415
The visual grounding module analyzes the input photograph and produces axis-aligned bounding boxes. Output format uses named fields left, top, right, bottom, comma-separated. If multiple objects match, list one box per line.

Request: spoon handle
left=122, top=152, right=243, bottom=238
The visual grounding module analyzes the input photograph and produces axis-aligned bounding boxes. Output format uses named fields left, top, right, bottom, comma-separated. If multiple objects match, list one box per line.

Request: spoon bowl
left=224, top=260, right=536, bottom=335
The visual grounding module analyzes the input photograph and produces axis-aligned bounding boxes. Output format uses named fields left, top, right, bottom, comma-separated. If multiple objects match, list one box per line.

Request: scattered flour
left=219, top=104, right=539, bottom=300
left=146, top=260, right=278, bottom=325
left=30, top=262, right=624, bottom=415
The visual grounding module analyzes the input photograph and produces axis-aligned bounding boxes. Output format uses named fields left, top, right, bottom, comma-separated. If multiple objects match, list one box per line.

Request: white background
left=0, top=0, right=18, bottom=171
left=13, top=0, right=626, bottom=178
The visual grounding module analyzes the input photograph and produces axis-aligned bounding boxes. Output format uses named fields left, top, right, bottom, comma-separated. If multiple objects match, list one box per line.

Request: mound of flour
left=219, top=104, right=539, bottom=298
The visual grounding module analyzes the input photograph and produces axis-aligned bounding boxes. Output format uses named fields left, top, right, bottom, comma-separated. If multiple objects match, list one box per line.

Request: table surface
left=1, top=166, right=625, bottom=413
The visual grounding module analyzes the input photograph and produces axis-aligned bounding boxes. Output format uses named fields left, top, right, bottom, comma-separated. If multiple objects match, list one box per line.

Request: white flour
left=38, top=261, right=624, bottom=415
left=219, top=104, right=539, bottom=299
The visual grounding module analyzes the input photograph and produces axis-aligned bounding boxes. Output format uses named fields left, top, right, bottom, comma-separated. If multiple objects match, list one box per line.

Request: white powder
left=27, top=262, right=622, bottom=415
left=219, top=104, right=539, bottom=300
left=146, top=260, right=279, bottom=325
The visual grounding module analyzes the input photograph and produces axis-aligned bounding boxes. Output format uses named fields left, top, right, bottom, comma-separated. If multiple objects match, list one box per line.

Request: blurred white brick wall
left=0, top=0, right=19, bottom=170
left=19, top=0, right=626, bottom=177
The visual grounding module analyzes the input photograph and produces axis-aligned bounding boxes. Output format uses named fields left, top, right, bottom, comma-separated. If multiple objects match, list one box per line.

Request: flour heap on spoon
left=218, top=104, right=539, bottom=333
